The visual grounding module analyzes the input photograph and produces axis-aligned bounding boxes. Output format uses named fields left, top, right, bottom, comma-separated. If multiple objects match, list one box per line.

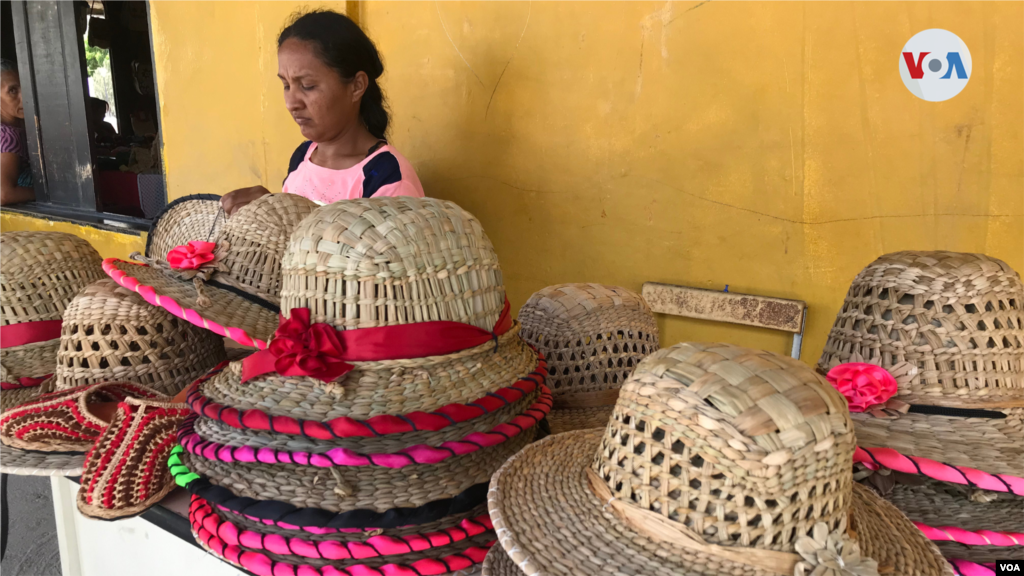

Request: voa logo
left=998, top=559, right=1024, bottom=574
left=899, top=29, right=972, bottom=102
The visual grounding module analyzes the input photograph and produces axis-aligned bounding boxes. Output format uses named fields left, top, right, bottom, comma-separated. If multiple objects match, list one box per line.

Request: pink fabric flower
left=826, top=363, right=898, bottom=412
left=166, top=241, right=217, bottom=271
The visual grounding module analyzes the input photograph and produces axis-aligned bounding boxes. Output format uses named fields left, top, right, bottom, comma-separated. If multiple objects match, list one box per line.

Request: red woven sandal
left=77, top=396, right=190, bottom=520
left=0, top=382, right=163, bottom=452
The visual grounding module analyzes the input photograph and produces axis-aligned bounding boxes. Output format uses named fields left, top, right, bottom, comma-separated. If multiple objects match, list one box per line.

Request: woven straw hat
left=488, top=342, right=952, bottom=576
left=816, top=251, right=1022, bottom=567
left=52, top=278, right=227, bottom=395
left=174, top=198, right=546, bottom=575
left=518, top=283, right=658, bottom=434
left=0, top=230, right=105, bottom=473
left=104, top=192, right=317, bottom=349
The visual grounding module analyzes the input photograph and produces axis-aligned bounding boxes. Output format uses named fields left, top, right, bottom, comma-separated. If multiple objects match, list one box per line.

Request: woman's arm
left=220, top=185, right=271, bottom=216
left=0, top=152, right=35, bottom=205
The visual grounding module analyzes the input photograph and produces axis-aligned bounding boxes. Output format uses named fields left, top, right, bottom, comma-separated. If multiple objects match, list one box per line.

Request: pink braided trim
left=103, top=258, right=268, bottom=350
left=191, top=504, right=493, bottom=576
left=187, top=359, right=547, bottom=440
left=178, top=387, right=552, bottom=469
left=854, top=446, right=1024, bottom=495
left=191, top=495, right=492, bottom=560
left=915, top=523, right=1024, bottom=547
left=949, top=559, right=996, bottom=576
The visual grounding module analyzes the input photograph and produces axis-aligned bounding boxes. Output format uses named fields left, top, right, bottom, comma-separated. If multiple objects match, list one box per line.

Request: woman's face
left=0, top=70, right=25, bottom=123
left=278, top=39, right=366, bottom=143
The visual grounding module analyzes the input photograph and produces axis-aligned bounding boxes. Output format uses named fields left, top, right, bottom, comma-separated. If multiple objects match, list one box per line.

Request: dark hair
left=279, top=10, right=389, bottom=140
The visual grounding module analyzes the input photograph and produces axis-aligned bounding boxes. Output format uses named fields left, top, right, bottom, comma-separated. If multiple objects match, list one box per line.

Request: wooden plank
left=642, top=282, right=805, bottom=333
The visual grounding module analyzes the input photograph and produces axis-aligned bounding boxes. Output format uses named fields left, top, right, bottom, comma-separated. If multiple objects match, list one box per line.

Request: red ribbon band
left=0, top=319, right=63, bottom=349
left=0, top=374, right=52, bottom=390
left=241, top=298, right=512, bottom=384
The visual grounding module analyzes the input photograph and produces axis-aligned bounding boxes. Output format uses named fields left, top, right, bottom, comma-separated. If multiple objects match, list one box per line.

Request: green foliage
left=84, top=40, right=107, bottom=77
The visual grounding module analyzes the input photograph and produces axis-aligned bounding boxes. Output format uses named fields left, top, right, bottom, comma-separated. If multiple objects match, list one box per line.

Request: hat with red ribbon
left=173, top=197, right=548, bottom=575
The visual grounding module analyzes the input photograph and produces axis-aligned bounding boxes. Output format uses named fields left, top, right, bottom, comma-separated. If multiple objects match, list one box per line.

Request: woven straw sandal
left=0, top=381, right=163, bottom=452
left=77, top=395, right=190, bottom=520
left=518, top=283, right=659, bottom=435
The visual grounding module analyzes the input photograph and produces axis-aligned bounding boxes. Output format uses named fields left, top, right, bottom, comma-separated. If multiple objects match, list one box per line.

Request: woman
left=222, top=10, right=423, bottom=215
left=1, top=59, right=35, bottom=206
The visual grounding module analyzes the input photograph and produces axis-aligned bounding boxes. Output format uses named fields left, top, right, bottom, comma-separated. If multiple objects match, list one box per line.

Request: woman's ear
left=350, top=71, right=369, bottom=102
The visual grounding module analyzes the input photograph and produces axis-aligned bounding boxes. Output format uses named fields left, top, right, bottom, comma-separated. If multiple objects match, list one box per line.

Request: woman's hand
left=221, top=185, right=271, bottom=216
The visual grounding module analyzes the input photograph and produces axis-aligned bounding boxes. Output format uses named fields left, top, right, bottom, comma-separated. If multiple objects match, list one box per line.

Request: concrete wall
left=8, top=1, right=1021, bottom=364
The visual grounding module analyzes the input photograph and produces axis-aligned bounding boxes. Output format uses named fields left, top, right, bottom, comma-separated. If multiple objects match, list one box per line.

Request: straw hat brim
left=882, top=476, right=1024, bottom=564
left=852, top=408, right=1023, bottom=479
left=488, top=430, right=952, bottom=576
left=0, top=443, right=84, bottom=477
left=104, top=259, right=279, bottom=349
left=482, top=544, right=518, bottom=576
left=0, top=384, right=45, bottom=413
left=546, top=406, right=612, bottom=435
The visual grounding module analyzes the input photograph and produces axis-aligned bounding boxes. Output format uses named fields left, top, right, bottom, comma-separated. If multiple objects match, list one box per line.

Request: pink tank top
left=282, top=142, right=425, bottom=204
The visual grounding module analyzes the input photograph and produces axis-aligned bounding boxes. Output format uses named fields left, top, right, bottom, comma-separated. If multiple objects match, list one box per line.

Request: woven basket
left=482, top=544, right=519, bottom=576
left=485, top=342, right=953, bottom=576
left=51, top=278, right=226, bottom=395
left=818, top=251, right=1024, bottom=409
left=1, top=231, right=105, bottom=407
left=104, top=192, right=318, bottom=348
left=518, top=283, right=658, bottom=434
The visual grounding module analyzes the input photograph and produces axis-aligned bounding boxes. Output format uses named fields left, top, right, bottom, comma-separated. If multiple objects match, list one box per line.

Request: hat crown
left=819, top=250, right=1024, bottom=407
left=519, top=283, right=659, bottom=396
left=1, top=231, right=104, bottom=325
left=595, top=342, right=855, bottom=552
left=212, top=193, right=317, bottom=302
left=54, top=278, right=225, bottom=395
left=280, top=197, right=505, bottom=331
left=145, top=195, right=224, bottom=260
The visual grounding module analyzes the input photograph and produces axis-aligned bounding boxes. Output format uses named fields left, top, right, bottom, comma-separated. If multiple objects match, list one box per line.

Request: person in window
left=221, top=10, right=424, bottom=215
left=89, top=97, right=118, bottom=144
left=1, top=59, right=34, bottom=206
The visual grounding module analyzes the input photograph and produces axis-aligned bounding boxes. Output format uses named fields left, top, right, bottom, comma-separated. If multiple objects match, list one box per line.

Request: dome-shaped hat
left=518, top=283, right=658, bottom=433
left=0, top=230, right=107, bottom=473
left=1, top=231, right=104, bottom=411
left=104, top=193, right=317, bottom=349
left=53, top=278, right=226, bottom=395
left=818, top=251, right=1023, bottom=569
left=819, top=251, right=1022, bottom=408
left=488, top=342, right=952, bottom=576
left=172, top=197, right=548, bottom=575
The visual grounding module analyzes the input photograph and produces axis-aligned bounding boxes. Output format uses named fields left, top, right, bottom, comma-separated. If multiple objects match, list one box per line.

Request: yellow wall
left=0, top=213, right=145, bottom=260
left=146, top=0, right=1023, bottom=362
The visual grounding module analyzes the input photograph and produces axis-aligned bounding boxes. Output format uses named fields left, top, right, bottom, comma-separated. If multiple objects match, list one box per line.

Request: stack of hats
left=0, top=231, right=107, bottom=477
left=484, top=342, right=952, bottom=576
left=0, top=224, right=229, bottom=514
left=818, top=251, right=1022, bottom=572
left=170, top=197, right=551, bottom=575
left=518, top=283, right=658, bottom=433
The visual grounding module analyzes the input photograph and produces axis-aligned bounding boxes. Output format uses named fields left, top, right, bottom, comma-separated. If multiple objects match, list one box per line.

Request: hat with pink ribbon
left=819, top=251, right=1024, bottom=570
left=103, top=193, right=318, bottom=350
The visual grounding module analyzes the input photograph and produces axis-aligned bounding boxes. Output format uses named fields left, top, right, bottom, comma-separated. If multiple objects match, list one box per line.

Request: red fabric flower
left=826, top=363, right=898, bottom=412
left=166, top=241, right=217, bottom=271
left=268, top=309, right=352, bottom=383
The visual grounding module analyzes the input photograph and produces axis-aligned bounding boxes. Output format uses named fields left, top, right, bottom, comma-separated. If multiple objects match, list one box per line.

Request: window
left=3, top=0, right=165, bottom=228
